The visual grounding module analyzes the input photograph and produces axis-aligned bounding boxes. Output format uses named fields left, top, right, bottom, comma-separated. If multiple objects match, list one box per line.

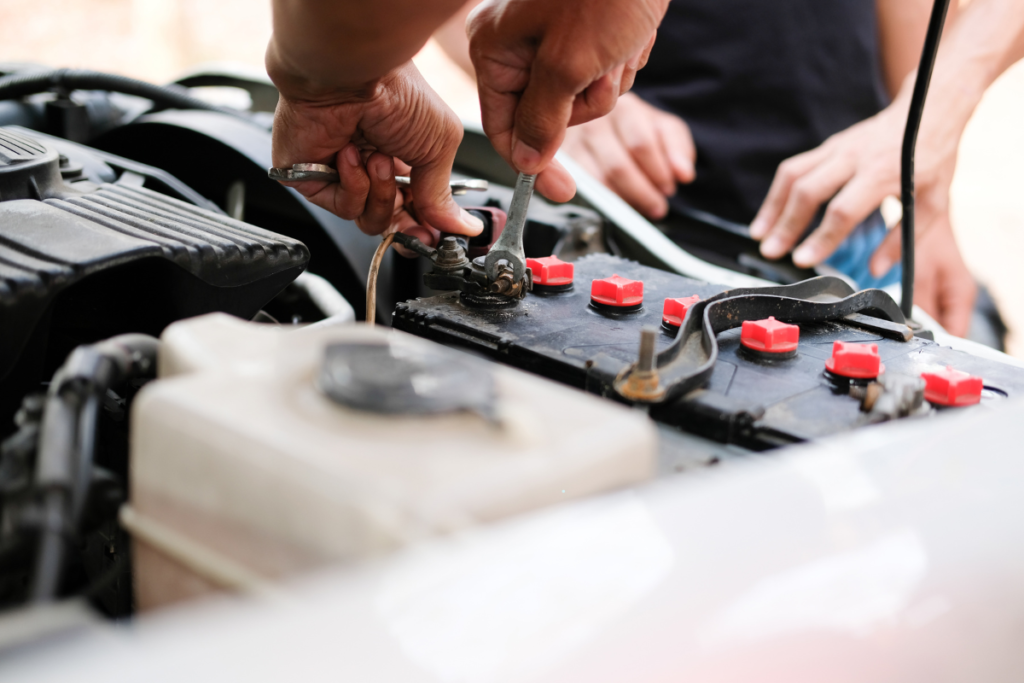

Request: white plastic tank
left=127, top=314, right=657, bottom=610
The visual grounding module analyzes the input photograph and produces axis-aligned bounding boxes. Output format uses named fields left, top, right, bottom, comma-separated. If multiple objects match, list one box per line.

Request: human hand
left=899, top=214, right=977, bottom=337
left=270, top=61, right=483, bottom=245
left=562, top=93, right=695, bottom=219
left=749, top=85, right=960, bottom=273
left=467, top=0, right=668, bottom=202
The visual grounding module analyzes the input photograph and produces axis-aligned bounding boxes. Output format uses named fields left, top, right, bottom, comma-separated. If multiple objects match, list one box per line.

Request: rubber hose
left=0, top=68, right=251, bottom=121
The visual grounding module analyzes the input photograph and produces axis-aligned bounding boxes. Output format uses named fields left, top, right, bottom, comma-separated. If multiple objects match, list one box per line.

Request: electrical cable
left=900, top=0, right=953, bottom=320
left=366, top=233, right=397, bottom=326
left=0, top=68, right=251, bottom=121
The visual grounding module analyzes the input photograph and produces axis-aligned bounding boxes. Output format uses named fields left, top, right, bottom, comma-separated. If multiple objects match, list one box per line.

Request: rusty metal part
left=434, top=237, right=471, bottom=272
left=395, top=232, right=532, bottom=306
left=858, top=373, right=930, bottom=423
left=617, top=327, right=667, bottom=402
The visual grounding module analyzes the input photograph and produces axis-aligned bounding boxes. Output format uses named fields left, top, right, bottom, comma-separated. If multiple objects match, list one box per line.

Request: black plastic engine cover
left=0, top=127, right=309, bottom=424
left=394, top=254, right=1024, bottom=449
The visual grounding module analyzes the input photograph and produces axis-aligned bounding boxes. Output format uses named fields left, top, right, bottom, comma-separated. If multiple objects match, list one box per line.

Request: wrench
left=484, top=172, right=536, bottom=283
left=268, top=163, right=488, bottom=196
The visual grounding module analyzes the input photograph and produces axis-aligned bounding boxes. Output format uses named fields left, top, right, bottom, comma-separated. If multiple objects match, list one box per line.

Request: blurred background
left=2, top=0, right=1022, bottom=356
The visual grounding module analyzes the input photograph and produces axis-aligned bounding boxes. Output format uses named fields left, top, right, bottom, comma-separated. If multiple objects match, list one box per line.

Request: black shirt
left=632, top=0, right=889, bottom=224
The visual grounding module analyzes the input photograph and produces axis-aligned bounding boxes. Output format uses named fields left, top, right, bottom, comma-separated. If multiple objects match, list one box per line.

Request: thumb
left=410, top=157, right=485, bottom=238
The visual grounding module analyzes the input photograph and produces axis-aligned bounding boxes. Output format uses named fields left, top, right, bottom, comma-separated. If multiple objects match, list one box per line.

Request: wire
left=366, top=233, right=397, bottom=326
left=900, top=0, right=953, bottom=320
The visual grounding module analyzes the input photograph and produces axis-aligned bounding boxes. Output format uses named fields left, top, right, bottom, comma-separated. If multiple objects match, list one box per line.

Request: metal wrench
left=484, top=172, right=536, bottom=283
left=268, top=163, right=488, bottom=196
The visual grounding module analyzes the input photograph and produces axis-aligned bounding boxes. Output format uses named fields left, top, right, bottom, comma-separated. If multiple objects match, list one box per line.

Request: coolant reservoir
left=128, top=314, right=657, bottom=610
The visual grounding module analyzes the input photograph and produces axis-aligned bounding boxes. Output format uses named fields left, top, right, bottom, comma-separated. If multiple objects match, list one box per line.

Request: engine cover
left=0, top=127, right=309, bottom=424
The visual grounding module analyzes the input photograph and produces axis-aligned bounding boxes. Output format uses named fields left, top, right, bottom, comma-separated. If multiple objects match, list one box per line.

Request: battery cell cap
left=591, top=275, right=644, bottom=309
left=741, top=316, right=799, bottom=354
left=662, top=296, right=701, bottom=328
left=825, top=341, right=884, bottom=379
left=526, top=256, right=574, bottom=287
left=922, top=366, right=983, bottom=407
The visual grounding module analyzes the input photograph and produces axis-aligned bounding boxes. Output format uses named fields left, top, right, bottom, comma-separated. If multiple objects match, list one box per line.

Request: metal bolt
left=637, top=327, right=658, bottom=375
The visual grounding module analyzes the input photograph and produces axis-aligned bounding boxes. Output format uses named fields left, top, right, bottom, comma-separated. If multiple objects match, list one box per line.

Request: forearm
left=267, top=0, right=467, bottom=99
left=902, top=0, right=1024, bottom=143
left=876, top=0, right=957, bottom=98
left=435, top=1, right=481, bottom=78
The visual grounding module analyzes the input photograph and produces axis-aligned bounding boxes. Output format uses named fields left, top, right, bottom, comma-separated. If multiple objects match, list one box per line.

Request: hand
left=900, top=214, right=977, bottom=337
left=749, top=84, right=961, bottom=275
left=467, top=0, right=667, bottom=201
left=270, top=61, right=483, bottom=244
left=562, top=93, right=695, bottom=219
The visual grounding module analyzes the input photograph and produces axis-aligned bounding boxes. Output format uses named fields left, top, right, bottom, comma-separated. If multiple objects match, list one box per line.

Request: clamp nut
left=922, top=366, right=983, bottom=407
left=825, top=341, right=884, bottom=379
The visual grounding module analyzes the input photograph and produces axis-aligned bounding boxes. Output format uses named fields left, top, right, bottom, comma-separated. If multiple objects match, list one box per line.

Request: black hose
left=0, top=68, right=251, bottom=121
left=901, top=0, right=953, bottom=320
left=29, top=334, right=159, bottom=604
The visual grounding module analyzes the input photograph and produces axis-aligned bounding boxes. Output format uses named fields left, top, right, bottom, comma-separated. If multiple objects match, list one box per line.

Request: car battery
left=394, top=254, right=1024, bottom=450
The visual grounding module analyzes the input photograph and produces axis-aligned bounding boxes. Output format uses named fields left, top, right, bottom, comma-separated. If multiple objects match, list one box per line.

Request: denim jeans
left=824, top=210, right=901, bottom=290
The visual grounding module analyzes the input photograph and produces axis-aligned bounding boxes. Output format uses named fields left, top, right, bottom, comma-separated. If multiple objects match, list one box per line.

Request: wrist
left=266, top=36, right=384, bottom=104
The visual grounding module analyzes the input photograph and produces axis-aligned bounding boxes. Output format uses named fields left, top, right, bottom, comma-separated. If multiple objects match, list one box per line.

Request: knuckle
left=789, top=182, right=815, bottom=205
left=824, top=201, right=854, bottom=227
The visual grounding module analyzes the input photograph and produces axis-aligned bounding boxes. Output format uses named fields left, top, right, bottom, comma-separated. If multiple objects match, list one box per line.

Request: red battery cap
left=825, top=341, right=884, bottom=379
left=526, top=256, right=574, bottom=287
left=663, top=296, right=701, bottom=328
left=922, top=366, right=983, bottom=407
left=591, top=275, right=644, bottom=308
left=741, top=317, right=800, bottom=354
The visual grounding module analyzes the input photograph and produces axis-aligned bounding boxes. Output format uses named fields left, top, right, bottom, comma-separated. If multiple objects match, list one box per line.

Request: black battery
left=394, top=254, right=1024, bottom=450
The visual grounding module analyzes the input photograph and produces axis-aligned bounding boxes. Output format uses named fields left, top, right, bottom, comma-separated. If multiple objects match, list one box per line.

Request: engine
left=0, top=66, right=1021, bottom=678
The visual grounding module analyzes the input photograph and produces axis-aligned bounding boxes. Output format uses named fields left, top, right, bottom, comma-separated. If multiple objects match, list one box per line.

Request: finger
left=749, top=147, right=830, bottom=240
left=563, top=139, right=607, bottom=185
left=655, top=114, right=697, bottom=185
left=568, top=68, right=623, bottom=127
left=510, top=54, right=590, bottom=174
left=534, top=158, right=577, bottom=203
left=612, top=106, right=675, bottom=196
left=759, top=156, right=855, bottom=261
left=407, top=123, right=485, bottom=239
left=870, top=225, right=903, bottom=278
left=791, top=176, right=883, bottom=267
left=300, top=144, right=371, bottom=223
left=355, top=153, right=397, bottom=236
left=939, top=270, right=977, bottom=337
left=585, top=130, right=669, bottom=219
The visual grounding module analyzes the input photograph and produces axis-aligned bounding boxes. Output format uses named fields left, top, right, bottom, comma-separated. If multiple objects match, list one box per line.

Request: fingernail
left=761, top=236, right=785, bottom=259
left=374, top=158, right=392, bottom=181
left=670, top=152, right=694, bottom=181
left=460, top=209, right=485, bottom=235
left=749, top=218, right=767, bottom=239
left=792, top=244, right=818, bottom=267
left=344, top=145, right=360, bottom=167
left=512, top=139, right=542, bottom=172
